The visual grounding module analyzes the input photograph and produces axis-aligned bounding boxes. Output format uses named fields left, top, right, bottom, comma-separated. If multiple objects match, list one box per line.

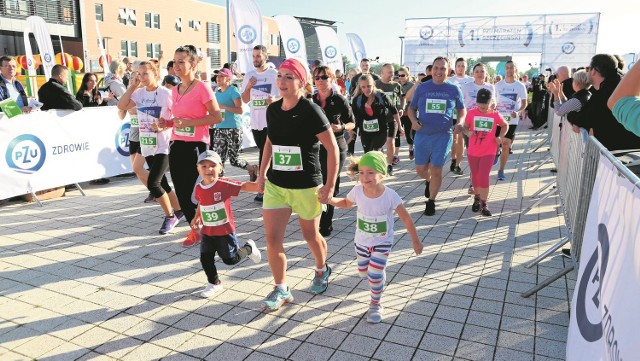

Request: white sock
left=316, top=264, right=327, bottom=273
left=275, top=283, right=288, bottom=291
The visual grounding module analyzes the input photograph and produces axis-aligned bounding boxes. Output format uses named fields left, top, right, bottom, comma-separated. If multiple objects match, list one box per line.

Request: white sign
left=275, top=15, right=308, bottom=65
left=229, top=0, right=263, bottom=74
left=346, top=33, right=367, bottom=65
left=315, top=26, right=344, bottom=73
left=1, top=108, right=133, bottom=199
left=566, top=156, right=640, bottom=360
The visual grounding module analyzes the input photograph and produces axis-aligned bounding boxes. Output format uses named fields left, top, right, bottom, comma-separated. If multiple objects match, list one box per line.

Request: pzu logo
left=287, top=39, right=300, bottom=54
left=420, top=26, right=434, bottom=40
left=324, top=46, right=337, bottom=59
left=115, top=123, right=131, bottom=156
left=5, top=134, right=47, bottom=174
left=238, top=25, right=257, bottom=44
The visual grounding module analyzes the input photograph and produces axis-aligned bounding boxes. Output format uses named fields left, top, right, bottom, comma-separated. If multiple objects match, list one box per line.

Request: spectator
left=0, top=55, right=31, bottom=113
left=528, top=74, right=548, bottom=129
left=75, top=73, right=107, bottom=107
left=167, top=61, right=175, bottom=76
left=162, top=74, right=180, bottom=90
left=608, top=61, right=640, bottom=137
left=104, top=60, right=127, bottom=106
left=122, top=57, right=133, bottom=87
left=572, top=54, right=640, bottom=151
left=38, top=65, right=82, bottom=111
left=548, top=70, right=591, bottom=130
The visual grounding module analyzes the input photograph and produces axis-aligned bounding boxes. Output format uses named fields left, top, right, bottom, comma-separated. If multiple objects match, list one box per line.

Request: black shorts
left=129, top=140, right=141, bottom=155
left=387, top=120, right=397, bottom=138
left=201, top=233, right=240, bottom=259
left=505, top=124, right=517, bottom=140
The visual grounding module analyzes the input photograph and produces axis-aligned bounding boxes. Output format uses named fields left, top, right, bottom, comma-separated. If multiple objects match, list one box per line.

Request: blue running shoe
left=159, top=214, right=179, bottom=235
left=262, top=287, right=294, bottom=311
left=497, top=170, right=506, bottom=181
left=310, top=265, right=332, bottom=294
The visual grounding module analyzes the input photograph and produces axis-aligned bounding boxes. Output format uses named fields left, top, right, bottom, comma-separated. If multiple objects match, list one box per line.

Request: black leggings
left=200, top=235, right=250, bottom=284
left=395, top=115, right=415, bottom=147
left=252, top=128, right=268, bottom=167
left=169, top=140, right=207, bottom=223
left=319, top=140, right=347, bottom=231
left=145, top=154, right=172, bottom=199
left=360, top=132, right=387, bottom=153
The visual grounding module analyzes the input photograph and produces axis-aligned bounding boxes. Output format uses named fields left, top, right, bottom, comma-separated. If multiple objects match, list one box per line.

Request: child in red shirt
left=463, top=88, right=508, bottom=216
left=191, top=150, right=262, bottom=297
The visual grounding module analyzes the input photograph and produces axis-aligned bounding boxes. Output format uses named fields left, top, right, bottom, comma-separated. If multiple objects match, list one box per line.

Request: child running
left=462, top=88, right=508, bottom=216
left=190, top=150, right=262, bottom=297
left=327, top=151, right=423, bottom=323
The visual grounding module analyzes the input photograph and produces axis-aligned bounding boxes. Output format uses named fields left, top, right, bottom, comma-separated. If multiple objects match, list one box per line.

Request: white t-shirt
left=461, top=82, right=496, bottom=110
left=131, top=86, right=173, bottom=156
left=448, top=76, right=473, bottom=89
left=346, top=185, right=403, bottom=247
left=494, top=80, right=528, bottom=125
left=241, top=68, right=279, bottom=131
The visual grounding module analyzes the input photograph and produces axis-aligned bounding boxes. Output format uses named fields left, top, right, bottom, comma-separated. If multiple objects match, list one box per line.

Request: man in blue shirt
left=0, top=56, right=32, bottom=114
left=408, top=57, right=466, bottom=216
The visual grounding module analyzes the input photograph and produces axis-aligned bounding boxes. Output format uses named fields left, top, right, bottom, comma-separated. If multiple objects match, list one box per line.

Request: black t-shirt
left=266, top=97, right=330, bottom=189
left=351, top=91, right=398, bottom=135
left=312, top=90, right=355, bottom=152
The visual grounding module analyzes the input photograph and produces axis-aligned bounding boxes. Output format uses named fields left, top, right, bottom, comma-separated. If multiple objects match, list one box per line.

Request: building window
left=146, top=43, right=162, bottom=58
left=208, top=48, right=221, bottom=69
left=121, top=40, right=128, bottom=57
left=207, top=22, right=221, bottom=44
left=189, top=20, right=201, bottom=31
left=145, top=13, right=151, bottom=28
left=153, top=14, right=160, bottom=29
left=95, top=4, right=103, bottom=22
left=176, top=17, right=182, bottom=32
left=119, top=8, right=136, bottom=26
left=145, top=13, right=160, bottom=29
left=130, top=41, right=138, bottom=57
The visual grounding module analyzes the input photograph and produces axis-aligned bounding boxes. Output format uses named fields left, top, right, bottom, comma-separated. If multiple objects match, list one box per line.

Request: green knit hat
left=359, top=151, right=387, bottom=176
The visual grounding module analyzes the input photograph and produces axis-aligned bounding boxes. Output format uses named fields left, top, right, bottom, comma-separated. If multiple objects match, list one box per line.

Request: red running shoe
left=182, top=229, right=202, bottom=247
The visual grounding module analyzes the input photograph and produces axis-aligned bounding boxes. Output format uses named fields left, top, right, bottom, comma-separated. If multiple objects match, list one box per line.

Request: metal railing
left=0, top=0, right=78, bottom=25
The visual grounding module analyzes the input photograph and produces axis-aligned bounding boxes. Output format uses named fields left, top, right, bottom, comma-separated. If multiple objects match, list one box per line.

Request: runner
left=256, top=58, right=339, bottom=311
left=494, top=61, right=528, bottom=180
left=375, top=64, right=405, bottom=175
left=241, top=45, right=279, bottom=202
left=448, top=58, right=473, bottom=174
left=312, top=65, right=356, bottom=237
left=118, top=61, right=184, bottom=234
left=394, top=67, right=415, bottom=161
left=408, top=57, right=466, bottom=216
left=347, top=58, right=381, bottom=156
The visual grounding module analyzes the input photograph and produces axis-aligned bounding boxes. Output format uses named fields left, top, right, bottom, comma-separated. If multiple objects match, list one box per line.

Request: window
left=153, top=14, right=160, bottom=29
left=154, top=44, right=161, bottom=58
left=176, top=17, right=182, bottom=32
left=207, top=22, right=221, bottom=43
left=121, top=40, right=128, bottom=57
left=208, top=48, right=221, bottom=69
left=145, top=13, right=160, bottom=29
left=145, top=13, right=151, bottom=28
left=119, top=8, right=136, bottom=26
left=146, top=43, right=162, bottom=58
left=189, top=20, right=201, bottom=31
left=130, top=41, right=138, bottom=57
left=95, top=3, right=103, bottom=22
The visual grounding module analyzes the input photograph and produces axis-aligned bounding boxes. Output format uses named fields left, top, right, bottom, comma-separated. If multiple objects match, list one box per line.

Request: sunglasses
left=398, top=74, right=407, bottom=77
left=314, top=75, right=330, bottom=81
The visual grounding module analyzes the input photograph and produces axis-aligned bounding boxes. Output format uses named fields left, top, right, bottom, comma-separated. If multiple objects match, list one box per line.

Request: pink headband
left=279, top=58, right=308, bottom=83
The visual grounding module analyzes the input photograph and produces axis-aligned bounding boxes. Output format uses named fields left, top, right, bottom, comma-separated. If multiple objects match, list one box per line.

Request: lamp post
left=399, top=36, right=405, bottom=66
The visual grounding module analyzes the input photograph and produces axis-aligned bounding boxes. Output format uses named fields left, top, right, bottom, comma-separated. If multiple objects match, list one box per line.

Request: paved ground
left=0, top=125, right=575, bottom=361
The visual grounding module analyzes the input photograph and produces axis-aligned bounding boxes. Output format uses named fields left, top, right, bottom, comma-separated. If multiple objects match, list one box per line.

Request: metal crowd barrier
left=527, top=107, right=556, bottom=172
left=525, top=111, right=561, bottom=209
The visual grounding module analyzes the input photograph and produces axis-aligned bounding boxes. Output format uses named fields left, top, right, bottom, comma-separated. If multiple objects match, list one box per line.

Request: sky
left=204, top=0, right=637, bottom=70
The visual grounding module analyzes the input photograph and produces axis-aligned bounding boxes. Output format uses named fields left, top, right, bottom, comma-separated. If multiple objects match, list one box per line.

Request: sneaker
left=392, top=155, right=400, bottom=165
left=262, top=286, right=294, bottom=311
left=509, top=148, right=513, bottom=154
left=310, top=265, right=332, bottom=294
left=245, top=239, right=261, bottom=263
left=497, top=170, right=506, bottom=181
left=481, top=202, right=492, bottom=217
left=387, top=165, right=394, bottom=176
left=159, top=214, right=180, bottom=235
left=319, top=226, right=333, bottom=237
left=174, top=210, right=185, bottom=221
left=367, top=303, right=384, bottom=323
left=409, top=149, right=414, bottom=160
left=424, top=199, right=436, bottom=216
left=424, top=181, right=430, bottom=199
left=471, top=195, right=481, bottom=212
left=453, top=166, right=463, bottom=175
left=468, top=186, right=475, bottom=195
left=182, top=229, right=202, bottom=247
left=450, top=159, right=456, bottom=172
left=254, top=193, right=264, bottom=203
left=201, top=282, right=224, bottom=298
left=143, top=193, right=156, bottom=203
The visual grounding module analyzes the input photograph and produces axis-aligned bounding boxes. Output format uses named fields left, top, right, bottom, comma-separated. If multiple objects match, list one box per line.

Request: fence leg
left=531, top=179, right=556, bottom=198
left=75, top=183, right=86, bottom=197
left=29, top=190, right=43, bottom=207
left=525, top=236, right=570, bottom=268
left=521, top=265, right=574, bottom=298
left=529, top=154, right=552, bottom=172
left=523, top=187, right=557, bottom=213
left=531, top=138, right=549, bottom=153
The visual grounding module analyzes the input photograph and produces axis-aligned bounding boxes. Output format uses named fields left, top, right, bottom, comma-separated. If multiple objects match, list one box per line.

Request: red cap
left=279, top=58, right=308, bottom=83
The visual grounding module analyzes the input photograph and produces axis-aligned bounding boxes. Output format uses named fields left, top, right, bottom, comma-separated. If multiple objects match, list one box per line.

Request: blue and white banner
left=346, top=33, right=367, bottom=65
left=540, top=14, right=600, bottom=73
left=274, top=15, right=308, bottom=66
left=1, top=108, right=132, bottom=199
left=566, top=155, right=640, bottom=361
left=230, top=0, right=263, bottom=74
left=315, top=26, right=343, bottom=73
left=25, top=16, right=56, bottom=79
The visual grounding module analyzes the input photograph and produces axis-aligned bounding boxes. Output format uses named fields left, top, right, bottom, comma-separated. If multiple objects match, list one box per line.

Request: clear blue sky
left=204, top=0, right=636, bottom=70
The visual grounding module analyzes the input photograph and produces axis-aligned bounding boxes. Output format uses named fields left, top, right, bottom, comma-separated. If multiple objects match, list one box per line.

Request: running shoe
left=182, top=229, right=202, bottom=247
left=497, top=170, right=506, bottom=181
left=494, top=149, right=502, bottom=165
left=367, top=303, right=384, bottom=323
left=159, top=213, right=180, bottom=235
left=450, top=159, right=456, bottom=172
left=392, top=155, right=400, bottom=165
left=254, top=193, right=264, bottom=203
left=387, top=165, right=394, bottom=176
left=319, top=226, right=333, bottom=237
left=174, top=210, right=185, bottom=221
left=143, top=193, right=156, bottom=203
left=245, top=239, right=261, bottom=263
left=481, top=202, right=492, bottom=217
left=424, top=181, right=430, bottom=199
left=262, top=286, right=294, bottom=311
left=454, top=166, right=463, bottom=175
left=201, top=282, right=224, bottom=298
left=409, top=149, right=415, bottom=160
left=471, top=195, right=481, bottom=213
left=424, top=199, right=436, bottom=216
left=310, top=265, right=332, bottom=294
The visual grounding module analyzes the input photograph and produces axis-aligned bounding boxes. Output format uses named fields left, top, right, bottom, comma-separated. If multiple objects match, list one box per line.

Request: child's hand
left=413, top=241, right=424, bottom=255
left=190, top=216, right=201, bottom=230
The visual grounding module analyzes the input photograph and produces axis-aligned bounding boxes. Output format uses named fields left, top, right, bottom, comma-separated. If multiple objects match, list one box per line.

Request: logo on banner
left=420, top=26, right=434, bottom=40
left=287, top=38, right=301, bottom=54
left=43, top=53, right=52, bottom=63
left=5, top=134, right=47, bottom=174
left=115, top=123, right=131, bottom=156
left=548, top=20, right=595, bottom=35
left=562, top=42, right=576, bottom=54
left=238, top=25, right=257, bottom=44
left=324, top=46, right=337, bottom=59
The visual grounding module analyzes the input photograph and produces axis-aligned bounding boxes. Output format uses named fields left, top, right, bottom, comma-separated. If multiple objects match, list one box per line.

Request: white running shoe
left=201, top=283, right=224, bottom=298
left=245, top=239, right=261, bottom=263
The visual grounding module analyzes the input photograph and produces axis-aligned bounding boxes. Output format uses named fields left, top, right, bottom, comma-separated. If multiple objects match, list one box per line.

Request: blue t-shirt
left=215, top=86, right=242, bottom=128
left=613, top=96, right=640, bottom=138
left=411, top=80, right=465, bottom=135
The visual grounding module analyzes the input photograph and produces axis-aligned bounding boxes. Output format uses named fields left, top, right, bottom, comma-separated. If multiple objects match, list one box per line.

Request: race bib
left=130, top=115, right=139, bottom=128
left=174, top=125, right=196, bottom=137
left=502, top=114, right=512, bottom=123
left=252, top=96, right=268, bottom=109
left=272, top=145, right=303, bottom=171
left=200, top=202, right=229, bottom=227
left=426, top=99, right=446, bottom=114
left=363, top=119, right=380, bottom=132
left=357, top=213, right=388, bottom=236
left=220, top=109, right=226, bottom=120
left=474, top=116, right=494, bottom=132
left=139, top=132, right=158, bottom=147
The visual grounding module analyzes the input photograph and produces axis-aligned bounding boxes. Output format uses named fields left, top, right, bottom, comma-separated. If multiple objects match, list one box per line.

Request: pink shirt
left=171, top=81, right=215, bottom=143
left=465, top=108, right=506, bottom=157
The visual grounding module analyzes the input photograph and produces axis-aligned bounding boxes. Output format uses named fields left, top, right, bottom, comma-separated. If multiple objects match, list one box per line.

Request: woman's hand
left=256, top=175, right=267, bottom=193
left=413, top=240, right=424, bottom=255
